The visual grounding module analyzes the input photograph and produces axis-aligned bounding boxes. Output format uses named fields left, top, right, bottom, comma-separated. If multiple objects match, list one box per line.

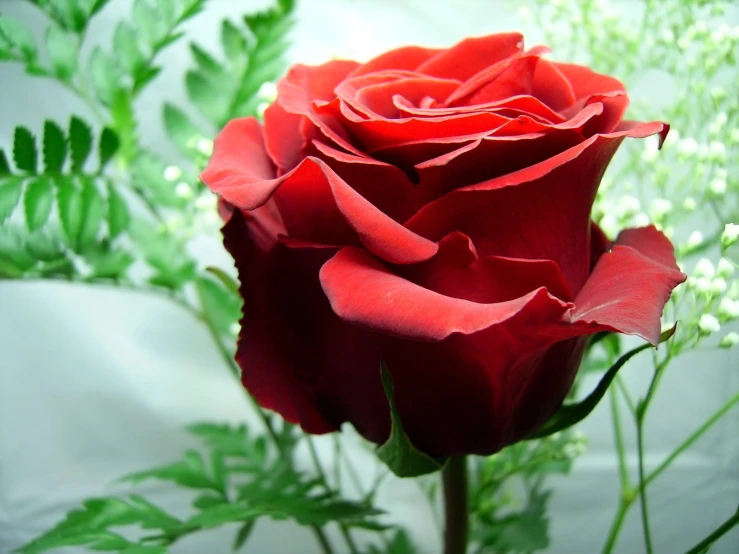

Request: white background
left=1, top=1, right=738, bottom=553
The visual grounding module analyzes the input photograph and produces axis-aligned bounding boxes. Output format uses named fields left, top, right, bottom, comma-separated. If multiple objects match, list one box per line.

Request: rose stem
left=442, top=456, right=469, bottom=554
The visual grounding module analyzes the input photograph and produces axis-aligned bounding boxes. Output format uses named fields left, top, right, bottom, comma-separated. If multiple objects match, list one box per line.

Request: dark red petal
left=452, top=55, right=540, bottom=106
left=320, top=247, right=571, bottom=341
left=263, top=102, right=304, bottom=174
left=274, top=158, right=438, bottom=263
left=405, top=122, right=668, bottom=295
left=277, top=60, right=360, bottom=114
left=570, top=226, right=685, bottom=344
left=553, top=61, right=625, bottom=100
left=394, top=231, right=573, bottom=302
left=418, top=33, right=524, bottom=80
left=349, top=45, right=441, bottom=77
left=531, top=59, right=577, bottom=111
left=200, top=117, right=279, bottom=210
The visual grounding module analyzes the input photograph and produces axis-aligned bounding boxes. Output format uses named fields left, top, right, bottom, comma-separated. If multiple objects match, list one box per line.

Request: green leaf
left=0, top=15, right=37, bottom=61
left=45, top=25, right=78, bottom=79
left=133, top=0, right=164, bottom=50
left=77, top=177, right=104, bottom=250
left=232, top=520, right=255, bottom=551
left=13, top=127, right=37, bottom=173
left=110, top=89, right=136, bottom=162
left=24, top=176, right=54, bottom=231
left=69, top=116, right=93, bottom=171
left=129, top=153, right=182, bottom=207
left=55, top=178, right=83, bottom=244
left=0, top=150, right=10, bottom=174
left=205, top=266, right=240, bottom=295
left=184, top=503, right=262, bottom=529
left=367, top=530, right=416, bottom=554
left=89, top=47, right=120, bottom=105
left=532, top=325, right=677, bottom=439
left=475, top=489, right=551, bottom=552
left=25, top=230, right=65, bottom=262
left=91, top=0, right=112, bottom=16
left=87, top=247, right=134, bottom=278
left=106, top=182, right=129, bottom=238
left=163, top=103, right=200, bottom=154
left=42, top=120, right=67, bottom=173
left=186, top=70, right=226, bottom=125
left=98, top=127, right=119, bottom=169
left=195, top=274, right=242, bottom=336
left=189, top=43, right=226, bottom=80
left=221, top=19, right=247, bottom=63
left=187, top=423, right=265, bottom=461
left=377, top=363, right=446, bottom=478
left=113, top=21, right=144, bottom=75
left=0, top=177, right=24, bottom=223
left=121, top=449, right=219, bottom=491
left=0, top=229, right=36, bottom=275
left=193, top=493, right=227, bottom=510
left=129, top=218, right=194, bottom=287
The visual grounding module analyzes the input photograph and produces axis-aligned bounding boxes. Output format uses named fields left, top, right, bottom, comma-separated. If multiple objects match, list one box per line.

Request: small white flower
left=677, top=137, right=699, bottom=155
left=165, top=215, right=183, bottom=232
left=721, top=223, right=739, bottom=248
left=650, top=198, right=672, bottom=220
left=661, top=28, right=674, bottom=43
left=195, top=193, right=217, bottom=210
left=688, top=276, right=713, bottom=294
left=717, top=297, right=739, bottom=320
left=517, top=6, right=531, bottom=19
left=711, top=87, right=727, bottom=101
left=694, top=258, right=716, bottom=279
left=716, top=258, right=735, bottom=279
left=708, top=141, right=727, bottom=161
left=175, top=182, right=193, bottom=199
left=229, top=322, right=241, bottom=336
left=196, top=138, right=214, bottom=157
left=634, top=212, right=651, bottom=227
left=710, top=178, right=727, bottom=195
left=163, top=166, right=182, bottom=182
left=642, top=136, right=660, bottom=162
left=686, top=230, right=704, bottom=249
left=698, top=314, right=720, bottom=335
left=599, top=214, right=619, bottom=238
left=663, top=128, right=680, bottom=148
left=618, top=195, right=640, bottom=217
left=682, top=197, right=697, bottom=212
left=711, top=278, right=728, bottom=295
left=719, top=331, right=739, bottom=348
left=257, top=81, right=278, bottom=102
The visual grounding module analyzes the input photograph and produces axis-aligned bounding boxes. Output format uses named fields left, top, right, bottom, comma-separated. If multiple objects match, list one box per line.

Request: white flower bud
left=258, top=82, right=278, bottom=102
left=634, top=213, right=651, bottom=227
left=711, top=277, right=728, bottom=295
left=682, top=197, right=697, bottom=211
left=195, top=193, right=217, bottom=210
left=710, top=178, right=727, bottom=195
left=698, top=314, right=720, bottom=335
left=677, top=138, right=699, bottom=155
left=719, top=331, right=739, bottom=348
left=163, top=166, right=182, bottom=182
left=716, top=258, right=735, bottom=279
left=694, top=258, right=716, bottom=279
left=717, top=297, right=739, bottom=320
left=722, top=223, right=739, bottom=249
left=709, top=141, right=727, bottom=162
left=650, top=198, right=672, bottom=220
left=196, top=138, right=214, bottom=156
left=175, top=182, right=193, bottom=199
left=618, top=195, right=640, bottom=217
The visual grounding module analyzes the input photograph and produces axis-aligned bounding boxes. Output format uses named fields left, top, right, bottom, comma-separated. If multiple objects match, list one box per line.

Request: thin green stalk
left=683, top=508, right=739, bottom=554
left=306, top=437, right=360, bottom=554
left=602, top=501, right=630, bottom=554
left=635, top=419, right=655, bottom=554
left=645, top=394, right=739, bottom=488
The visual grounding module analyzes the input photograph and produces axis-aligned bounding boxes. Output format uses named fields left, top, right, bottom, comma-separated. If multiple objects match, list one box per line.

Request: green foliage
left=44, top=25, right=79, bottom=80
left=377, top=364, right=446, bottom=478
left=367, top=530, right=418, bottom=554
left=0, top=15, right=37, bottom=62
left=17, top=423, right=386, bottom=553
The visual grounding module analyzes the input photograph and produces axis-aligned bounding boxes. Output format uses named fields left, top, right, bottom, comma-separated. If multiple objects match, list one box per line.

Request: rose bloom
left=202, top=33, right=685, bottom=458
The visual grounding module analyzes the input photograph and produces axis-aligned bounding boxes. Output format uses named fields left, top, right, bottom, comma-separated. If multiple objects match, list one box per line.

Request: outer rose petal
left=348, top=45, right=441, bottom=77
left=277, top=59, right=361, bottom=114
left=571, top=226, right=686, bottom=344
left=418, top=33, right=524, bottom=80
left=553, top=61, right=625, bottom=100
left=405, top=122, right=668, bottom=295
left=263, top=102, right=304, bottom=174
left=531, top=59, right=576, bottom=111
left=319, top=246, right=572, bottom=342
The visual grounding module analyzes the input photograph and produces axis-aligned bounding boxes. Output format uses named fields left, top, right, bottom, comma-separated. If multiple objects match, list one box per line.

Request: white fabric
left=1, top=1, right=737, bottom=552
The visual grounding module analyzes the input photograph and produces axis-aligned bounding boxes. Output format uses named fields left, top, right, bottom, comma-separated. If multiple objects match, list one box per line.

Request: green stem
left=442, top=457, right=468, bottom=554
left=602, top=386, right=632, bottom=554
left=306, top=437, right=360, bottom=554
left=636, top=419, right=655, bottom=554
left=644, top=394, right=739, bottom=488
left=310, top=527, right=335, bottom=554
left=683, top=508, right=739, bottom=554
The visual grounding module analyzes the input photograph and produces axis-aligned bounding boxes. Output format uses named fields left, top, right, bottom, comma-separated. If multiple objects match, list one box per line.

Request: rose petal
left=531, top=59, right=577, bottom=111
left=320, top=246, right=572, bottom=341
left=418, top=32, right=524, bottom=80
left=405, top=122, right=668, bottom=294
left=349, top=45, right=442, bottom=77
left=452, top=55, right=540, bottom=106
left=263, top=102, right=304, bottom=174
left=277, top=60, right=361, bottom=114
left=570, top=226, right=686, bottom=344
left=553, top=61, right=625, bottom=100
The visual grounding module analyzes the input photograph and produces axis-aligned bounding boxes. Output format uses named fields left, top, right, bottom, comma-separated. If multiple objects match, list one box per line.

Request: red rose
left=202, top=33, right=685, bottom=458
